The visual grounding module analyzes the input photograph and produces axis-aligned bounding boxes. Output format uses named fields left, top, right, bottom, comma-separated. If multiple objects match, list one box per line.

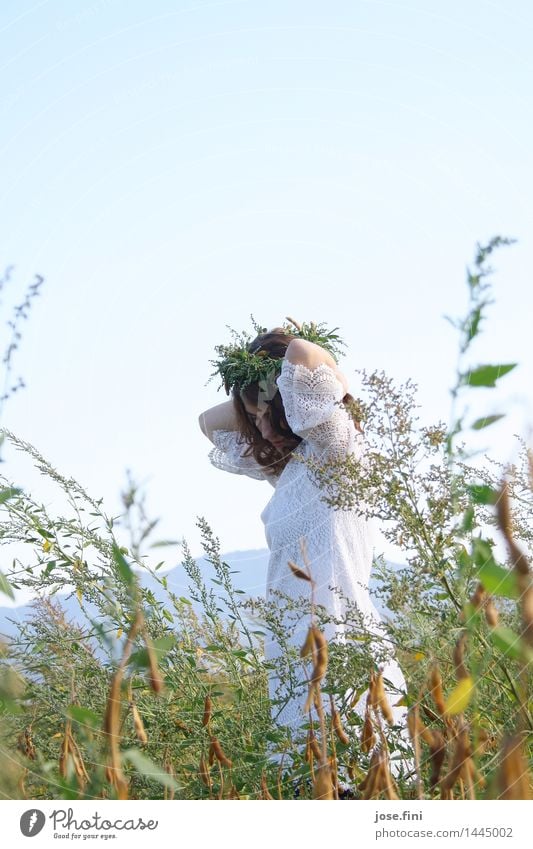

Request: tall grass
left=0, top=239, right=531, bottom=799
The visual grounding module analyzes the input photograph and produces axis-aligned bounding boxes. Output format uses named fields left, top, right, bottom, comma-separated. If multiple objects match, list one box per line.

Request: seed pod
left=313, top=763, right=333, bottom=800
left=300, top=627, right=315, bottom=658
left=131, top=703, right=148, bottom=745
left=429, top=665, right=446, bottom=716
left=310, top=733, right=322, bottom=761
left=453, top=631, right=469, bottom=680
left=202, top=695, right=212, bottom=727
left=288, top=560, right=311, bottom=581
left=375, top=671, right=394, bottom=724
left=469, top=582, right=486, bottom=610
left=361, top=708, right=376, bottom=753
left=481, top=597, right=498, bottom=627
left=496, top=481, right=530, bottom=576
left=332, top=709, right=350, bottom=745
left=309, top=627, right=328, bottom=684
left=144, top=634, right=164, bottom=694
left=497, top=734, right=532, bottom=800
left=210, top=736, right=232, bottom=768
left=361, top=749, right=383, bottom=799
left=381, top=751, right=399, bottom=800
left=18, top=728, right=36, bottom=760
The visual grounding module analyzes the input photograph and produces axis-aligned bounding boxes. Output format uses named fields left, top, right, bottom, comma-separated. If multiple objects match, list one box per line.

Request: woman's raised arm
left=198, top=399, right=239, bottom=444
left=285, top=338, right=349, bottom=394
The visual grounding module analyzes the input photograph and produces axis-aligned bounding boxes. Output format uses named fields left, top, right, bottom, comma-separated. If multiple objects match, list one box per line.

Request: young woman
left=199, top=324, right=411, bottom=776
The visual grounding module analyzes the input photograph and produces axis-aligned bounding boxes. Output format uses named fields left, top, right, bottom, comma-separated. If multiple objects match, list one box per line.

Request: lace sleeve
left=276, top=359, right=361, bottom=458
left=208, top=429, right=276, bottom=485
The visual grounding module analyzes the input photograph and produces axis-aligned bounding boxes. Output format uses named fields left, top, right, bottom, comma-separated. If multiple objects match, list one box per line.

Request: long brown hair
left=231, top=328, right=363, bottom=478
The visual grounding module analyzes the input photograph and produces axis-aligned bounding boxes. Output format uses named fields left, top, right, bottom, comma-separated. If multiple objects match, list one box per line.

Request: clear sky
left=1, top=0, right=532, bottom=596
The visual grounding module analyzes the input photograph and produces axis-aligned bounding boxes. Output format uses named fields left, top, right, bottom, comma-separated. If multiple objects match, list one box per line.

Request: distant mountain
left=0, top=548, right=403, bottom=640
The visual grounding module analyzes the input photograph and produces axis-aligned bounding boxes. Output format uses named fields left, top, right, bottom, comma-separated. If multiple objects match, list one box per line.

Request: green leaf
left=489, top=627, right=533, bottom=662
left=122, top=749, right=181, bottom=791
left=67, top=705, right=100, bottom=728
left=0, top=570, right=15, bottom=600
left=471, top=414, right=505, bottom=430
left=130, top=635, right=175, bottom=668
left=112, top=544, right=135, bottom=590
left=468, top=485, right=499, bottom=505
left=472, top=539, right=519, bottom=599
left=162, top=608, right=174, bottom=623
left=461, top=506, right=475, bottom=532
left=444, top=676, right=474, bottom=715
left=150, top=540, right=182, bottom=548
left=0, top=487, right=22, bottom=504
left=43, top=561, right=56, bottom=577
left=467, top=306, right=482, bottom=341
left=462, top=363, right=517, bottom=388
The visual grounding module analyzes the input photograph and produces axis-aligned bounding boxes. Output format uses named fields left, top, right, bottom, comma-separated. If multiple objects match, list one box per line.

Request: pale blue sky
left=1, top=0, right=532, bottom=594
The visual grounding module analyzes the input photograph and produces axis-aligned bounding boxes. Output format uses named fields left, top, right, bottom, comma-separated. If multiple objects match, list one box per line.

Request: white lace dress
left=208, top=359, right=410, bottom=762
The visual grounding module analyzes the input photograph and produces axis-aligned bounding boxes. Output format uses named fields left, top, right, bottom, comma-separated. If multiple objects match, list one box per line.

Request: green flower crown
left=207, top=315, right=347, bottom=396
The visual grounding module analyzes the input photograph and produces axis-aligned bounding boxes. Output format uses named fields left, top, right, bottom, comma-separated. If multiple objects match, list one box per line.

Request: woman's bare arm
left=198, top=399, right=239, bottom=444
left=285, top=339, right=349, bottom=394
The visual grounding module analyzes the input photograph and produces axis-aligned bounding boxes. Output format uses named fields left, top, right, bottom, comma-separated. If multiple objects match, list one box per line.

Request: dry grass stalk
left=301, top=625, right=329, bottom=770
left=495, top=478, right=533, bottom=734
left=308, top=729, right=322, bottom=762
left=199, top=754, right=212, bottom=790
left=407, top=705, right=425, bottom=800
left=497, top=734, right=532, bottom=800
left=103, top=608, right=144, bottom=799
left=260, top=771, right=274, bottom=800
left=59, top=718, right=89, bottom=790
left=142, top=630, right=165, bottom=694
left=427, top=729, right=447, bottom=793
left=163, top=750, right=175, bottom=801
left=528, top=447, right=533, bottom=493
left=440, top=722, right=471, bottom=799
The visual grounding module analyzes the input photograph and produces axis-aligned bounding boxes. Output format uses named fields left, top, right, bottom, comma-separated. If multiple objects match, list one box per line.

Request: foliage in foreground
left=0, top=239, right=532, bottom=800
